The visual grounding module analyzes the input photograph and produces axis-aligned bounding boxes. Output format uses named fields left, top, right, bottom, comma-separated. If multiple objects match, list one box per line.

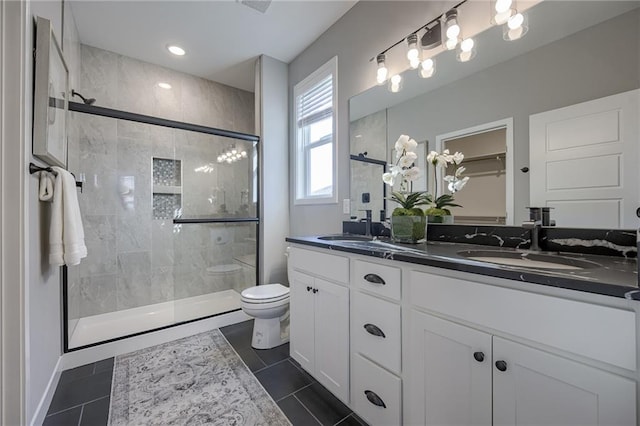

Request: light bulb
left=226, top=158, right=232, bottom=164
left=406, top=34, right=419, bottom=61
left=419, top=59, right=435, bottom=78
left=508, top=12, right=524, bottom=29
left=445, top=38, right=458, bottom=50
left=232, top=148, right=237, bottom=154
left=376, top=54, right=388, bottom=85
left=504, top=12, right=528, bottom=40
left=241, top=151, right=247, bottom=157
left=460, top=38, right=474, bottom=52
left=167, top=45, right=186, bottom=56
left=495, top=0, right=512, bottom=13
left=158, top=82, right=172, bottom=89
left=389, top=74, right=402, bottom=93
left=409, top=57, right=420, bottom=70
left=446, top=24, right=460, bottom=40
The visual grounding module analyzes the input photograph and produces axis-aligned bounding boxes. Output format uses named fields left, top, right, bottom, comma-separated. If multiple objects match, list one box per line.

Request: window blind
left=297, top=75, right=333, bottom=127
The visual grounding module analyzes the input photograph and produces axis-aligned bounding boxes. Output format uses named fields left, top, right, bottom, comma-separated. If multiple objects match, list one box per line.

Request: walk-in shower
left=64, top=102, right=259, bottom=350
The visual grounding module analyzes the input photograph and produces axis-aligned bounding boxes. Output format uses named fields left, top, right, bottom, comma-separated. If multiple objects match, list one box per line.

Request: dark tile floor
left=43, top=320, right=367, bottom=426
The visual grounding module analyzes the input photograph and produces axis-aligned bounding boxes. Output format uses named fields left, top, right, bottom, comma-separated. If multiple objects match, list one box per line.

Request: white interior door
left=529, top=89, right=639, bottom=228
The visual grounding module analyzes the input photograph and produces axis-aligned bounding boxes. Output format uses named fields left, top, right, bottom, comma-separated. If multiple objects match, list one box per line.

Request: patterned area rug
left=108, top=329, right=291, bottom=425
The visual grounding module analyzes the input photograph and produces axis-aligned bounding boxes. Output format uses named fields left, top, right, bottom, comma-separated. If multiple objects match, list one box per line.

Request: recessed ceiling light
left=167, top=45, right=185, bottom=56
left=158, top=82, right=172, bottom=89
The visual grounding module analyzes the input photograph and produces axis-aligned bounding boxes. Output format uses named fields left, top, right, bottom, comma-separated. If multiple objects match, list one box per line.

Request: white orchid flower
left=436, top=154, right=449, bottom=168
left=399, top=152, right=417, bottom=167
left=447, top=176, right=469, bottom=192
left=382, top=172, right=394, bottom=186
left=403, top=166, right=420, bottom=181
left=390, top=165, right=403, bottom=176
left=395, top=134, right=417, bottom=153
left=427, top=151, right=439, bottom=164
left=455, top=166, right=466, bottom=177
left=452, top=152, right=464, bottom=165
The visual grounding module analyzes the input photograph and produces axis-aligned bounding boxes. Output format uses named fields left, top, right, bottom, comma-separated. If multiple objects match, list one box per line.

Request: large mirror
left=349, top=1, right=639, bottom=229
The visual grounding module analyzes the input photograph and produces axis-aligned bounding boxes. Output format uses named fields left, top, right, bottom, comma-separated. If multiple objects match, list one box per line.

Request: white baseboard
left=30, top=356, right=62, bottom=426
left=61, top=310, right=250, bottom=370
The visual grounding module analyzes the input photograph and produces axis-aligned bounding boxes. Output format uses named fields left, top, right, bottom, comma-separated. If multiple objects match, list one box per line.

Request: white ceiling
left=70, top=0, right=357, bottom=92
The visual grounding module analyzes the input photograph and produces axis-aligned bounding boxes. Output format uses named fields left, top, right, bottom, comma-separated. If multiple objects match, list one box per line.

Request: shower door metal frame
left=63, top=101, right=261, bottom=352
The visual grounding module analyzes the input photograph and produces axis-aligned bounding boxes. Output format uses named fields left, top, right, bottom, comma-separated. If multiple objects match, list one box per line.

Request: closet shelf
left=153, top=185, right=182, bottom=194
left=463, top=152, right=506, bottom=163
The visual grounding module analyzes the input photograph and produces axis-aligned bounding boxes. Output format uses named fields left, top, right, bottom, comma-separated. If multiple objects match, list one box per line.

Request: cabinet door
left=493, top=337, right=636, bottom=426
left=314, top=277, right=350, bottom=403
left=289, top=270, right=316, bottom=373
left=406, top=310, right=492, bottom=426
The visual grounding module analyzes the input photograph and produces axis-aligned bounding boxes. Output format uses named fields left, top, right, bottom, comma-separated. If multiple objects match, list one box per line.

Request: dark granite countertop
left=286, top=235, right=639, bottom=300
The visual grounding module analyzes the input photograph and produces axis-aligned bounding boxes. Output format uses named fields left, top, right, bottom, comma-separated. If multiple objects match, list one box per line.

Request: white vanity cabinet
left=406, top=269, right=637, bottom=426
left=288, top=247, right=350, bottom=403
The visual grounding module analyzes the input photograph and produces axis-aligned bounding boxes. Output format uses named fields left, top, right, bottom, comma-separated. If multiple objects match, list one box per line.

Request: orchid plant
left=382, top=135, right=430, bottom=216
left=382, top=134, right=470, bottom=217
left=425, top=148, right=470, bottom=217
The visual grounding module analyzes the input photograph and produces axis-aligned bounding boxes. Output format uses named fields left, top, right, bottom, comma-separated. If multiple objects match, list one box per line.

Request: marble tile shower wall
left=66, top=44, right=255, bottom=321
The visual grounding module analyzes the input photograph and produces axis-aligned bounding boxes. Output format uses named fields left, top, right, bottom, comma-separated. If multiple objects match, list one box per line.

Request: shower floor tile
left=44, top=320, right=368, bottom=426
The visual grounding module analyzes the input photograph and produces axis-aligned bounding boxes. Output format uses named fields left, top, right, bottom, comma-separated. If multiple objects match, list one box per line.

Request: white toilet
left=240, top=283, right=290, bottom=349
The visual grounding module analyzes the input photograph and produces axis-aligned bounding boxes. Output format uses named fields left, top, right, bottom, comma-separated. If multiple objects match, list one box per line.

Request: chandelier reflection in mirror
left=216, top=145, right=248, bottom=164
left=372, top=0, right=529, bottom=92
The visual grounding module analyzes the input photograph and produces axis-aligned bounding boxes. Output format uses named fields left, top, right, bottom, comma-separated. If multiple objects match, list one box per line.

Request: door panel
left=407, top=310, right=492, bottom=426
left=493, top=337, right=636, bottom=426
left=314, top=277, right=350, bottom=403
left=289, top=270, right=315, bottom=373
left=529, top=89, right=639, bottom=228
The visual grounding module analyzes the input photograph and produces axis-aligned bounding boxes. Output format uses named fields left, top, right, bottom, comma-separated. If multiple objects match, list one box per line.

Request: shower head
left=71, top=89, right=96, bottom=105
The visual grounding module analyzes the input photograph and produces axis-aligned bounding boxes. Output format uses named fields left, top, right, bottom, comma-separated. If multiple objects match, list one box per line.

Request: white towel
left=38, top=171, right=55, bottom=201
left=49, top=167, right=87, bottom=266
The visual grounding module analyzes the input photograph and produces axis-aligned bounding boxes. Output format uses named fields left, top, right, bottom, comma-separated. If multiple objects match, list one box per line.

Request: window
left=294, top=57, right=338, bottom=204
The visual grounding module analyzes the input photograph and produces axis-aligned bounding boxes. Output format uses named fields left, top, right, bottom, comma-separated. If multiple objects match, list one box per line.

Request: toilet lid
left=241, top=284, right=289, bottom=302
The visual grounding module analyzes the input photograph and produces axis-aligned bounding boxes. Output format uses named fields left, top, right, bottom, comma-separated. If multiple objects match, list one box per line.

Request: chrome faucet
left=522, top=219, right=542, bottom=251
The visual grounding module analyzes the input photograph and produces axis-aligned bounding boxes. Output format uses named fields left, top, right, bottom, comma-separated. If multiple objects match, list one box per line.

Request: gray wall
left=387, top=9, right=639, bottom=225
left=27, top=1, right=81, bottom=422
left=257, top=55, right=290, bottom=285
left=288, top=1, right=454, bottom=236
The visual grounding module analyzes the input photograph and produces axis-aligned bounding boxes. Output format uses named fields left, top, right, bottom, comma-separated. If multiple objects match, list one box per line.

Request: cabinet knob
left=364, top=273, right=385, bottom=285
left=495, top=360, right=508, bottom=372
left=312, top=288, right=318, bottom=294
left=306, top=286, right=312, bottom=292
left=364, top=323, right=386, bottom=338
left=473, top=351, right=485, bottom=362
left=364, top=390, right=386, bottom=408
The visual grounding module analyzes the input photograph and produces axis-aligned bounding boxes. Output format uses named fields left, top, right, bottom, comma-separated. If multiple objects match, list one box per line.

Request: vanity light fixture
left=389, top=74, right=403, bottom=93
left=443, top=9, right=461, bottom=50
left=158, top=82, right=172, bottom=89
left=167, top=45, right=186, bottom=56
left=376, top=54, right=388, bottom=85
left=504, top=12, right=528, bottom=41
left=491, top=0, right=515, bottom=25
left=456, top=38, right=477, bottom=62
left=406, top=34, right=420, bottom=69
left=419, top=58, right=436, bottom=78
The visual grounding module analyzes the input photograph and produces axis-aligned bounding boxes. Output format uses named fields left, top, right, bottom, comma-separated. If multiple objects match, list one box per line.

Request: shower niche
left=153, top=157, right=182, bottom=220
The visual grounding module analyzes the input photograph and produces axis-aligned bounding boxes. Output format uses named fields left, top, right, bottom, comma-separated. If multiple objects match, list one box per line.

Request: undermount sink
left=318, top=235, right=374, bottom=241
left=457, top=250, right=599, bottom=271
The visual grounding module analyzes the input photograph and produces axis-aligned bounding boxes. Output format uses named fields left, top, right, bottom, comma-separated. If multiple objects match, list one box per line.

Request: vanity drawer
left=289, top=246, right=349, bottom=284
left=353, top=260, right=401, bottom=301
left=352, top=291, right=401, bottom=374
left=352, top=353, right=401, bottom=426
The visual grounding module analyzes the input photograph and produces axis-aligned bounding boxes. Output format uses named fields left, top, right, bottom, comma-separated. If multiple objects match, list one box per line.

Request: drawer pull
left=495, top=360, right=508, bottom=372
left=306, top=286, right=312, bottom=292
left=473, top=351, right=485, bottom=362
left=364, top=273, right=385, bottom=285
left=364, top=390, right=386, bottom=408
left=364, top=323, right=386, bottom=338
